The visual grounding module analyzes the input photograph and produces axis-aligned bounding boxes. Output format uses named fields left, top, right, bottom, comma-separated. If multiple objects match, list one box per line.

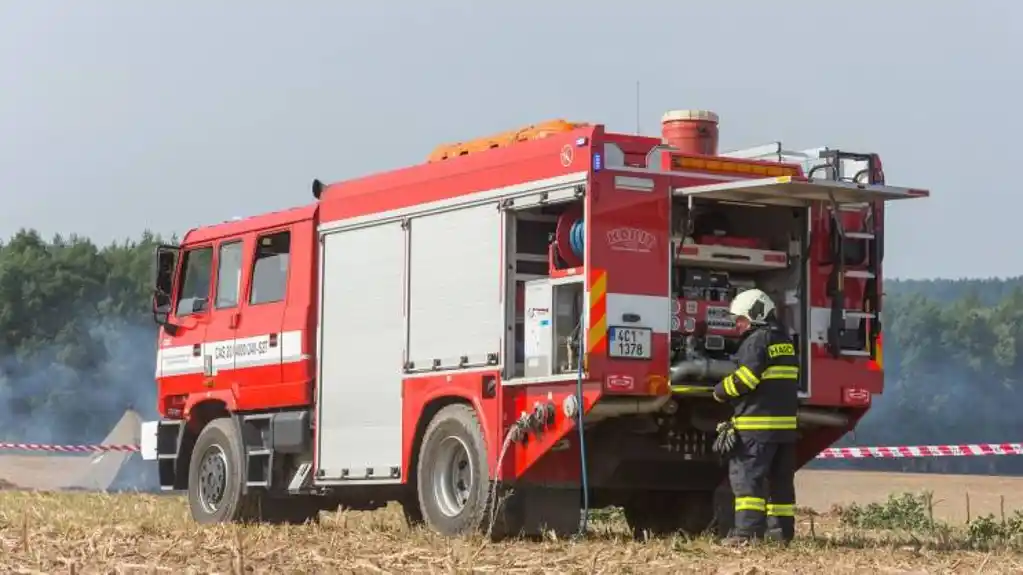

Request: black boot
left=719, top=529, right=759, bottom=547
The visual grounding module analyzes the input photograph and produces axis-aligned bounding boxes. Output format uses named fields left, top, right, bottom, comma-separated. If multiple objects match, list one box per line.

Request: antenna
left=635, top=80, right=641, bottom=134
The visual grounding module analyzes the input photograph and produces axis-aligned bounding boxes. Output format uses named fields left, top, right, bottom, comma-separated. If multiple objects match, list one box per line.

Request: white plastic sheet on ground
left=0, top=410, right=142, bottom=491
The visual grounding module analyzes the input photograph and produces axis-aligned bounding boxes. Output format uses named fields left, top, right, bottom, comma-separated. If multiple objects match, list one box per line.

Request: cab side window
left=249, top=231, right=290, bottom=305
left=175, top=246, right=214, bottom=316
left=215, top=241, right=244, bottom=309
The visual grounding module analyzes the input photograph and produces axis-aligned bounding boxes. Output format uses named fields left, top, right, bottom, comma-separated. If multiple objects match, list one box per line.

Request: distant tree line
left=813, top=277, right=1023, bottom=475
left=0, top=229, right=1020, bottom=474
left=0, top=229, right=167, bottom=445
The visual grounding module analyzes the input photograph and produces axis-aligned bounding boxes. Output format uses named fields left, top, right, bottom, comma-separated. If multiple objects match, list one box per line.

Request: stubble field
left=1, top=470, right=1023, bottom=573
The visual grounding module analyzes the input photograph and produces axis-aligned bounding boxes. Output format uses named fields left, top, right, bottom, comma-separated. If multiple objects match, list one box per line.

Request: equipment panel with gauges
left=667, top=200, right=800, bottom=392
left=670, top=267, right=756, bottom=364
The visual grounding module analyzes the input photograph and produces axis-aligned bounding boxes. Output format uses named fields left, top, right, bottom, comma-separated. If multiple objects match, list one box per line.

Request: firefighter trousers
left=728, top=436, right=796, bottom=541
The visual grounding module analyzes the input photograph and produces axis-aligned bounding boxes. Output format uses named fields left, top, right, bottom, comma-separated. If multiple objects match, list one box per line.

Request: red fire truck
left=141, top=110, right=928, bottom=538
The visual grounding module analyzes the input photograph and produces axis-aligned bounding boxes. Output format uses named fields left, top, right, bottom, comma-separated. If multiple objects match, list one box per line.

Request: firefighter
left=711, top=288, right=800, bottom=545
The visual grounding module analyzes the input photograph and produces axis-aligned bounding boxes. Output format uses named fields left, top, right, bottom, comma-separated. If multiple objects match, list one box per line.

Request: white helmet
left=729, top=288, right=776, bottom=324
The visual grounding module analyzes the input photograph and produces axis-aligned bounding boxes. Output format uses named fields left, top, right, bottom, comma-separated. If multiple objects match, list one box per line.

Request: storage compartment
left=669, top=198, right=808, bottom=392
left=406, top=203, right=504, bottom=371
left=504, top=201, right=585, bottom=379
left=523, top=278, right=584, bottom=378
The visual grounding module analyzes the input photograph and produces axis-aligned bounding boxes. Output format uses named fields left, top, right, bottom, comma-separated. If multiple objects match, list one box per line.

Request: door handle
left=229, top=313, right=240, bottom=329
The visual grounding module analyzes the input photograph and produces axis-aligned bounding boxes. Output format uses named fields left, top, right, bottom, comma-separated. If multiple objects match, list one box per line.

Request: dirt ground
left=0, top=470, right=1022, bottom=573
left=797, top=469, right=1023, bottom=524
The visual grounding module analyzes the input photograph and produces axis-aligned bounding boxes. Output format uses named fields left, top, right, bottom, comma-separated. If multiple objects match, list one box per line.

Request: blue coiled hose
left=569, top=219, right=585, bottom=260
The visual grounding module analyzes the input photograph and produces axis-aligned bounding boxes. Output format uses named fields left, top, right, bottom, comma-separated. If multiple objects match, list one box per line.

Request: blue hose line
left=576, top=334, right=589, bottom=535
left=569, top=219, right=585, bottom=259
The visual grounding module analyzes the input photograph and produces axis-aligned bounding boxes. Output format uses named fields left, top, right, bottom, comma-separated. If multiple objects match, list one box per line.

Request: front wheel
left=187, top=418, right=322, bottom=525
left=187, top=418, right=259, bottom=524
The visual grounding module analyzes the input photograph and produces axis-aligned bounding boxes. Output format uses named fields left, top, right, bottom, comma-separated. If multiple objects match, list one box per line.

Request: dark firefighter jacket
left=713, top=321, right=800, bottom=442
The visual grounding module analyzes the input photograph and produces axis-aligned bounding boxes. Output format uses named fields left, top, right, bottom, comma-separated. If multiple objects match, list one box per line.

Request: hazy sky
left=1, top=1, right=1019, bottom=280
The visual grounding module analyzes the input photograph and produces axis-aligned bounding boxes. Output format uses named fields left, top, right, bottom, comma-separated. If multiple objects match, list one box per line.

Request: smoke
left=0, top=318, right=160, bottom=491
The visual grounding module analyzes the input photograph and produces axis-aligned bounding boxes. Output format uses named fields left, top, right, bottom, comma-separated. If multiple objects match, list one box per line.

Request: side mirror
left=154, top=245, right=178, bottom=293
left=151, top=294, right=178, bottom=335
left=153, top=244, right=180, bottom=332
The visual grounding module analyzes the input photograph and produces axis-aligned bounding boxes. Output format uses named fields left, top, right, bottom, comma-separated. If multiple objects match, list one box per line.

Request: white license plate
left=608, top=326, right=652, bottom=359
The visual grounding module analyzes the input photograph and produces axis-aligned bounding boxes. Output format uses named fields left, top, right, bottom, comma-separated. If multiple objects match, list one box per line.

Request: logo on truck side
left=606, top=374, right=635, bottom=391
left=606, top=227, right=656, bottom=253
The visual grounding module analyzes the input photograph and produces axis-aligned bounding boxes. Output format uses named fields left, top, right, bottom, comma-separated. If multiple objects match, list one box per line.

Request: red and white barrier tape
left=0, top=442, right=139, bottom=454
left=1, top=442, right=1022, bottom=458
left=816, top=443, right=1023, bottom=459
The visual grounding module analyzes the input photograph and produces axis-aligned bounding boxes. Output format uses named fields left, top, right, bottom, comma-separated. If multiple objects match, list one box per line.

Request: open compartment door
left=673, top=175, right=929, bottom=207
left=675, top=173, right=929, bottom=393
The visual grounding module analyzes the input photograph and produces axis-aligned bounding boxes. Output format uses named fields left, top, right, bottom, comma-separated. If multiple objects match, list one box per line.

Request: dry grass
left=1, top=489, right=1022, bottom=574
left=796, top=469, right=1023, bottom=524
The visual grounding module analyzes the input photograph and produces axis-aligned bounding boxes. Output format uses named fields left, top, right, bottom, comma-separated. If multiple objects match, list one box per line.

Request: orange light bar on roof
left=670, top=155, right=801, bottom=178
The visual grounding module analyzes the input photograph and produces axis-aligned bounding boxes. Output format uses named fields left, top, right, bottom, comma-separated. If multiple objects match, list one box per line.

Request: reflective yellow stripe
left=723, top=375, right=740, bottom=397
left=732, top=415, right=798, bottom=430
left=735, top=496, right=766, bottom=512
left=670, top=385, right=714, bottom=396
left=735, top=365, right=760, bottom=389
left=767, top=503, right=795, bottom=517
left=762, top=366, right=799, bottom=380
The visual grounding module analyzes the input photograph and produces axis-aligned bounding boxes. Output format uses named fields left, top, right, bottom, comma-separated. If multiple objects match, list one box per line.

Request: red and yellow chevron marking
left=587, top=268, right=608, bottom=355
left=868, top=332, right=883, bottom=371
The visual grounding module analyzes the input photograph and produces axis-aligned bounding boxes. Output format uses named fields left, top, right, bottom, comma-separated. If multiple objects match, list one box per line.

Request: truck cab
left=149, top=206, right=319, bottom=516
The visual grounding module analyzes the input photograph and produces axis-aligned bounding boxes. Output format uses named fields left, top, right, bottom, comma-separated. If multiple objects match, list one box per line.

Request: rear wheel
left=416, top=404, right=500, bottom=537
left=623, top=490, right=716, bottom=540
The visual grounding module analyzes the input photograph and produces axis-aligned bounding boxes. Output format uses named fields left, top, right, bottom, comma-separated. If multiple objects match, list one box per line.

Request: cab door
left=204, top=238, right=246, bottom=388
left=156, top=244, right=215, bottom=402
left=232, top=228, right=291, bottom=403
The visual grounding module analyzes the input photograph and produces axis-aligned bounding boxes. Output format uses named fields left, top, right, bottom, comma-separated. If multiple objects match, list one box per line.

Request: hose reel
left=554, top=207, right=585, bottom=268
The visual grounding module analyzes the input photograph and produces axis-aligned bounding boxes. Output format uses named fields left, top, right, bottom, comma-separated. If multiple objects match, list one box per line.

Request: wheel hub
left=431, top=436, right=474, bottom=517
left=198, top=445, right=229, bottom=514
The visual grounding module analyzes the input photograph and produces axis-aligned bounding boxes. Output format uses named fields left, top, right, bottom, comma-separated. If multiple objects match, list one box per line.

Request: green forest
left=0, top=229, right=1021, bottom=476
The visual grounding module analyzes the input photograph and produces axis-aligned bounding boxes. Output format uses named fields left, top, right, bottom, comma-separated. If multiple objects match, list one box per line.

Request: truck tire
left=187, top=418, right=259, bottom=524
left=416, top=404, right=500, bottom=537
left=623, top=490, right=716, bottom=540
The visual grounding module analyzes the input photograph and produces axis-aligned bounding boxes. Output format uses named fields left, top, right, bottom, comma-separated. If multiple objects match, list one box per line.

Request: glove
left=713, top=420, right=737, bottom=456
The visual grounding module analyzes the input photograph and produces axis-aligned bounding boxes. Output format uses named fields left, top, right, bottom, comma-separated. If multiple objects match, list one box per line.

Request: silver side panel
left=315, top=221, right=405, bottom=483
left=406, top=203, right=502, bottom=371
